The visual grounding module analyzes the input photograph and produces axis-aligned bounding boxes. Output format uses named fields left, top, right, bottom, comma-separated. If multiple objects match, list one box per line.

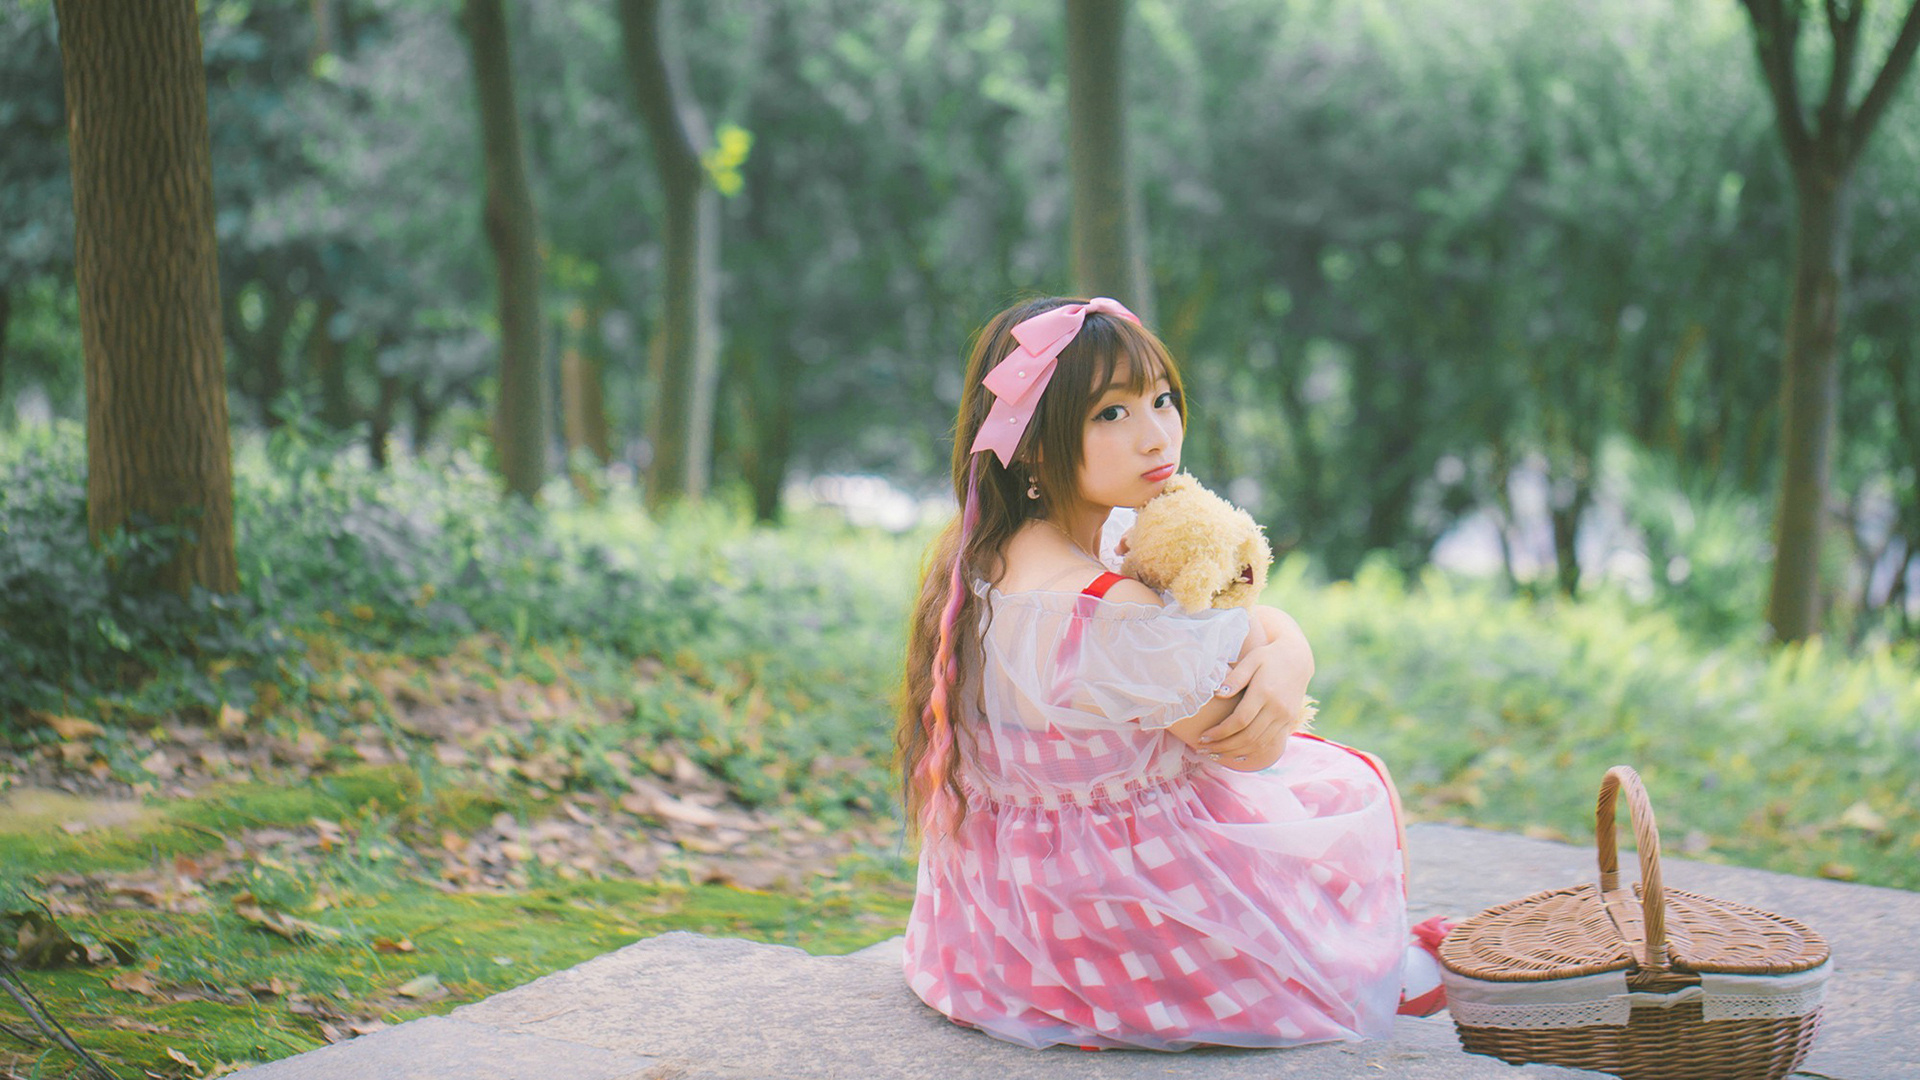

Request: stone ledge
left=229, top=823, right=1917, bottom=1079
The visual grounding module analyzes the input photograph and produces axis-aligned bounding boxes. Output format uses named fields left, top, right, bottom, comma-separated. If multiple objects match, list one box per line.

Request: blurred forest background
left=2, top=0, right=1917, bottom=642
left=3, top=0, right=1919, bottom=1072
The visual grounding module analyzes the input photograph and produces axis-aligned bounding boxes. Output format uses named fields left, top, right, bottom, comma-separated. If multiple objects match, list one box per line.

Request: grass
left=0, top=762, right=912, bottom=1079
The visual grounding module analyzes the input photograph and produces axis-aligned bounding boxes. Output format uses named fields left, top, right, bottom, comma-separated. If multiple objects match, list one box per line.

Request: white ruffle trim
left=1443, top=962, right=1829, bottom=1029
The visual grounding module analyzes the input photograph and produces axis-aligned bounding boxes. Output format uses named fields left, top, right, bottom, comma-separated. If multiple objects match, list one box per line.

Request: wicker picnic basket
left=1437, top=766, right=1830, bottom=1080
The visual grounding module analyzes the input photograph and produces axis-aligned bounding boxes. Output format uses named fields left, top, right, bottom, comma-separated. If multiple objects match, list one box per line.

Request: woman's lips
left=1143, top=464, right=1176, bottom=481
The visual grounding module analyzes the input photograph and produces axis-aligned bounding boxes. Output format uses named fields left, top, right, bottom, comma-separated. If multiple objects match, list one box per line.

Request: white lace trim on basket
left=1442, top=962, right=1830, bottom=1029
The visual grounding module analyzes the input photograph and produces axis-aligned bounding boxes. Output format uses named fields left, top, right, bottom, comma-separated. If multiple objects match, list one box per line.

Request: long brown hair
left=897, top=297, right=1188, bottom=840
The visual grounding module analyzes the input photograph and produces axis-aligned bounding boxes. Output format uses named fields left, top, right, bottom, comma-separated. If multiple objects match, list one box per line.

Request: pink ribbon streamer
left=969, top=297, right=1141, bottom=468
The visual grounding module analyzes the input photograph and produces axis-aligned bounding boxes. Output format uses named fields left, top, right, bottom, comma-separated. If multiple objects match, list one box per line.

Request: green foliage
left=1283, top=552, right=1920, bottom=889
left=1604, top=439, right=1776, bottom=643
left=0, top=422, right=296, bottom=721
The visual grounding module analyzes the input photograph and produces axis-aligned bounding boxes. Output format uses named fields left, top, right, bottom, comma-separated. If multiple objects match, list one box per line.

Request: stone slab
left=445, top=931, right=1596, bottom=1080
left=227, top=1014, right=660, bottom=1080
left=230, top=822, right=1920, bottom=1079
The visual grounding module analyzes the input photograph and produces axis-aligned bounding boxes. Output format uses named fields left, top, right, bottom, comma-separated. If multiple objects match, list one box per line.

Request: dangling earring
left=1027, top=475, right=1040, bottom=500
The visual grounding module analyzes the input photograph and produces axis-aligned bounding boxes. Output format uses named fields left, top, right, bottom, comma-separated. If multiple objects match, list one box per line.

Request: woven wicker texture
left=1456, top=1005, right=1823, bottom=1080
left=1438, top=766, right=1829, bottom=1080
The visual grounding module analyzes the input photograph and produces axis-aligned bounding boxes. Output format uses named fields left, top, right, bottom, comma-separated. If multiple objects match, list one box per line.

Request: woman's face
left=1075, top=360, right=1182, bottom=511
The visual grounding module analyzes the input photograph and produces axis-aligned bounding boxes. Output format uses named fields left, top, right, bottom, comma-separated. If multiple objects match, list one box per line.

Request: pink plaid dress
left=902, top=570, right=1408, bottom=1051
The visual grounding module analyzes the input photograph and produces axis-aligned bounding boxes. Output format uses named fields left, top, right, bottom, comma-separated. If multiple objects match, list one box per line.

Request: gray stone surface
left=231, top=822, right=1920, bottom=1079
left=444, top=931, right=1595, bottom=1079
left=227, top=1014, right=660, bottom=1080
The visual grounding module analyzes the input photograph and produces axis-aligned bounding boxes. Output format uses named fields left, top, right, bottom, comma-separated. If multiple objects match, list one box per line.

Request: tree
left=463, top=0, right=548, bottom=500
left=1737, top=0, right=1920, bottom=641
left=54, top=0, right=237, bottom=594
left=1065, top=0, right=1151, bottom=315
left=618, top=0, right=719, bottom=506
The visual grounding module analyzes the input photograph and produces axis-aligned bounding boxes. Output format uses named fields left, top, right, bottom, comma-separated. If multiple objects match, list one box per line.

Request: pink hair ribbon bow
left=969, top=297, right=1142, bottom=468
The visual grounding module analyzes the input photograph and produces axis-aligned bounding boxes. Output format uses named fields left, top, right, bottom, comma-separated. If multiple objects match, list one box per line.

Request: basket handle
left=1595, top=765, right=1667, bottom=970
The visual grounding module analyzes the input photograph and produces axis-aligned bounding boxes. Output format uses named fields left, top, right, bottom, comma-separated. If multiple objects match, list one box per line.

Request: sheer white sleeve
left=974, top=579, right=1250, bottom=733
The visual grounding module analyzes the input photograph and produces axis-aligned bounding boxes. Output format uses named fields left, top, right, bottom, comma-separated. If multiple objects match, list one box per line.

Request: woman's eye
left=1155, top=392, right=1176, bottom=409
left=1097, top=405, right=1124, bottom=422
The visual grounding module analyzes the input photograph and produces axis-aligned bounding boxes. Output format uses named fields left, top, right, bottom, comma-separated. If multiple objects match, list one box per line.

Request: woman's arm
left=1164, top=604, right=1312, bottom=771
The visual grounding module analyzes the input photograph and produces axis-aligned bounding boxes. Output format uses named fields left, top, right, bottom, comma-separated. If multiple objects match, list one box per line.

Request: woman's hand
left=1200, top=608, right=1314, bottom=767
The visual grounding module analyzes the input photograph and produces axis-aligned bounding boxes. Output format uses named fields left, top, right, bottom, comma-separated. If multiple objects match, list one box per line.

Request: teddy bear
left=1120, top=472, right=1272, bottom=614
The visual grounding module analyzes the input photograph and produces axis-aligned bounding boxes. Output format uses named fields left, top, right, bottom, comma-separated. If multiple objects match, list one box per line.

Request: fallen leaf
left=395, top=972, right=442, bottom=998
left=1819, top=862, right=1858, bottom=881
left=232, top=893, right=343, bottom=941
left=36, top=712, right=102, bottom=740
left=108, top=970, right=159, bottom=996
left=372, top=936, right=416, bottom=954
left=166, top=1046, right=201, bottom=1073
left=1838, top=801, right=1888, bottom=836
left=248, top=977, right=293, bottom=998
left=619, top=780, right=720, bottom=828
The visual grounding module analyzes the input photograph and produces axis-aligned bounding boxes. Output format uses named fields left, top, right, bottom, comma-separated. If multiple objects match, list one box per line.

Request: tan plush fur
left=1120, top=473, right=1272, bottom=613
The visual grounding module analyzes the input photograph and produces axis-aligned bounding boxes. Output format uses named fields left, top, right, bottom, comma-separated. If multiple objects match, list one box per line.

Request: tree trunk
left=0, top=285, right=11, bottom=406
left=1548, top=467, right=1592, bottom=599
left=310, top=0, right=338, bottom=64
left=1739, top=0, right=1920, bottom=641
left=409, top=383, right=440, bottom=453
left=223, top=284, right=295, bottom=428
left=618, top=0, right=718, bottom=507
left=731, top=336, right=795, bottom=525
left=462, top=0, right=546, bottom=501
left=1065, top=0, right=1150, bottom=317
left=560, top=300, right=612, bottom=466
left=310, top=294, right=353, bottom=430
left=56, top=0, right=237, bottom=595
left=369, top=367, right=400, bottom=468
left=1766, top=174, right=1848, bottom=640
left=561, top=301, right=613, bottom=501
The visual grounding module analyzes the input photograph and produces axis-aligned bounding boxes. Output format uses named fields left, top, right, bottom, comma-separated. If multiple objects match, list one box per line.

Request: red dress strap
left=1047, top=572, right=1127, bottom=707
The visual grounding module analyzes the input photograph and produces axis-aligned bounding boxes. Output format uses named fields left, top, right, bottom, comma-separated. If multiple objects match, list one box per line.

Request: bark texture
left=464, top=0, right=547, bottom=500
left=618, top=0, right=719, bottom=506
left=1065, top=0, right=1151, bottom=318
left=56, top=0, right=237, bottom=594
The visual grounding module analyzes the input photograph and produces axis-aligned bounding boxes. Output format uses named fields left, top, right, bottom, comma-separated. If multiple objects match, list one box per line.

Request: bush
left=0, top=422, right=294, bottom=723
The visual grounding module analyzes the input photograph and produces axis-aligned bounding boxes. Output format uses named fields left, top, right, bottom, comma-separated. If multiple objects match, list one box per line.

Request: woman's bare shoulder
left=993, top=524, right=1107, bottom=594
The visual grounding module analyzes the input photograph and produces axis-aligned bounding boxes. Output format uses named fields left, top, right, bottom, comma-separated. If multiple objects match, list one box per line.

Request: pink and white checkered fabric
left=902, top=578, right=1407, bottom=1051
